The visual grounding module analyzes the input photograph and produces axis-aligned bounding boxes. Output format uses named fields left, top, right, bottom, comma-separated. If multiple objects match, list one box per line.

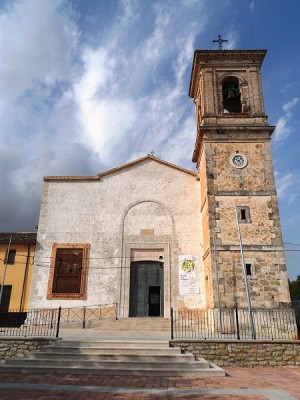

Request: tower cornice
left=192, top=125, right=276, bottom=162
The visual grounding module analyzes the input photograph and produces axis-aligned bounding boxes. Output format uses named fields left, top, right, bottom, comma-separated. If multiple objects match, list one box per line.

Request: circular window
left=230, top=153, right=248, bottom=169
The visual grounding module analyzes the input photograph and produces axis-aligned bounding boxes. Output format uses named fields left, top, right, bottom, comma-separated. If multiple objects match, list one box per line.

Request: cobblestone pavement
left=0, top=368, right=299, bottom=399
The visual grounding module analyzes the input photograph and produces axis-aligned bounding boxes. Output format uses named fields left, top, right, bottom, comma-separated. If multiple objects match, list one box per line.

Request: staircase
left=0, top=339, right=225, bottom=376
left=60, top=317, right=171, bottom=331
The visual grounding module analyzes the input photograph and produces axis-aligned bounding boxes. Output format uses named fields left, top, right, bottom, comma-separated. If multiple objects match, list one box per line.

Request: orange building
left=0, top=233, right=36, bottom=311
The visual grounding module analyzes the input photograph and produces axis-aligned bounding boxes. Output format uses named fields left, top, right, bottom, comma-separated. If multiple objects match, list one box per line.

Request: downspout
left=20, top=243, right=30, bottom=311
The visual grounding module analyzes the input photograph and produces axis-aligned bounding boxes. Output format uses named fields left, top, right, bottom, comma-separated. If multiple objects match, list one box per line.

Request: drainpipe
left=20, top=243, right=31, bottom=311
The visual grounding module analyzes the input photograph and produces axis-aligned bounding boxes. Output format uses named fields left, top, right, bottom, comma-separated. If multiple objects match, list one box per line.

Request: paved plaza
left=0, top=367, right=299, bottom=399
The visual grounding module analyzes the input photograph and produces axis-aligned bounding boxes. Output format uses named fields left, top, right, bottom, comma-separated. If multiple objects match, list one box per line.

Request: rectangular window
left=237, top=206, right=251, bottom=223
left=240, top=209, right=247, bottom=221
left=245, top=263, right=252, bottom=276
left=47, top=243, right=90, bottom=300
left=6, top=250, right=16, bottom=265
left=244, top=260, right=256, bottom=278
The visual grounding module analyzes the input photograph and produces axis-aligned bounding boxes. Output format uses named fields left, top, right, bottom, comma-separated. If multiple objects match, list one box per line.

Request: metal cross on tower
left=213, top=35, right=228, bottom=50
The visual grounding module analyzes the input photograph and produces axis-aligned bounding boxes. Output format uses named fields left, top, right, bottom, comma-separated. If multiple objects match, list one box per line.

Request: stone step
left=53, top=340, right=170, bottom=349
left=0, top=364, right=225, bottom=377
left=60, top=317, right=171, bottom=331
left=41, top=347, right=180, bottom=355
left=23, top=352, right=194, bottom=362
left=0, top=338, right=225, bottom=377
left=5, top=358, right=210, bottom=370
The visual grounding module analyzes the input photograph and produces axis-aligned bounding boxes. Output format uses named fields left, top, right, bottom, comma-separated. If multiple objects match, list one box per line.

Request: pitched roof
left=44, top=155, right=196, bottom=182
left=0, top=232, right=37, bottom=244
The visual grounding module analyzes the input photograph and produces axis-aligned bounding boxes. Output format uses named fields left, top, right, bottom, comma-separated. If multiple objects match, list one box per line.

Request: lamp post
left=212, top=234, right=223, bottom=333
left=235, top=207, right=256, bottom=339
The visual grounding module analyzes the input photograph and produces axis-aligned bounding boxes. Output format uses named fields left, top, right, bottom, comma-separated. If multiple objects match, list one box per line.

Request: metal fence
left=59, top=303, right=118, bottom=329
left=171, top=307, right=298, bottom=340
left=0, top=308, right=61, bottom=337
left=0, top=303, right=118, bottom=337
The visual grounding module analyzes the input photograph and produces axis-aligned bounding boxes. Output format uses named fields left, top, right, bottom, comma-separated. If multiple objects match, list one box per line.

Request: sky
left=0, top=0, right=299, bottom=280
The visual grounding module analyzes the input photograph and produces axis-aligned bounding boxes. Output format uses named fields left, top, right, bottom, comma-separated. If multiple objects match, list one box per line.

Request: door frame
left=129, top=261, right=164, bottom=317
left=120, top=242, right=171, bottom=318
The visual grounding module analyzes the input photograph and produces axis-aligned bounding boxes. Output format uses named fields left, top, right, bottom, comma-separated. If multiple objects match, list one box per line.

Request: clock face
left=230, top=153, right=247, bottom=168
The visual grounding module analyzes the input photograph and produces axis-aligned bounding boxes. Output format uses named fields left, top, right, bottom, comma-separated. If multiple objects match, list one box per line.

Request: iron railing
left=0, top=307, right=61, bottom=337
left=0, top=303, right=118, bottom=337
left=171, top=307, right=298, bottom=340
left=59, top=303, right=118, bottom=329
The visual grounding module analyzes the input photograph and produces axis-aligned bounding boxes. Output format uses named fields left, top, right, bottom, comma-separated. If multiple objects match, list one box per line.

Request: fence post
left=115, top=303, right=118, bottom=321
left=170, top=307, right=174, bottom=340
left=235, top=306, right=240, bottom=340
left=56, top=306, right=61, bottom=338
left=50, top=308, right=54, bottom=329
left=83, top=306, right=86, bottom=329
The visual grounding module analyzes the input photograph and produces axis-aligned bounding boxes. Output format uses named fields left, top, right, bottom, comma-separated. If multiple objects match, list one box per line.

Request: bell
left=227, top=90, right=236, bottom=99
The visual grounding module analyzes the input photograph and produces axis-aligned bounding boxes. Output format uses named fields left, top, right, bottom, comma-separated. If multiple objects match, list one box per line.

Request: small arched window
left=222, top=77, right=242, bottom=113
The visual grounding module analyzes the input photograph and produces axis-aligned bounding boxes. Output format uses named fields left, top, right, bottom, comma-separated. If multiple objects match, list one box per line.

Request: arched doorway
left=129, top=260, right=164, bottom=317
left=120, top=200, right=174, bottom=318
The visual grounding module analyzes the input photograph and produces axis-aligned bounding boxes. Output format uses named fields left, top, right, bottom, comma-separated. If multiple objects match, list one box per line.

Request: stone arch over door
left=119, top=200, right=174, bottom=318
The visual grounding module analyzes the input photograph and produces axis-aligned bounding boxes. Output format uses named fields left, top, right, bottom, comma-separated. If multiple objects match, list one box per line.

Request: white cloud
left=0, top=0, right=78, bottom=101
left=275, top=172, right=296, bottom=205
left=142, top=6, right=170, bottom=62
left=223, top=28, right=239, bottom=49
left=120, top=0, right=141, bottom=27
left=249, top=1, right=255, bottom=12
left=273, top=98, right=299, bottom=142
left=282, top=97, right=299, bottom=112
left=71, top=1, right=208, bottom=167
left=0, top=0, right=215, bottom=230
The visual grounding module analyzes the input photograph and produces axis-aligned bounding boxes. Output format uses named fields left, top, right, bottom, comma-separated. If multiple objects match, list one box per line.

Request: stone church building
left=29, top=49, right=291, bottom=317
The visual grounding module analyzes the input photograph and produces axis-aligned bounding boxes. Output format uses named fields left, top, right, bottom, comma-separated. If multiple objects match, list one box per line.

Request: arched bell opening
left=222, top=76, right=242, bottom=113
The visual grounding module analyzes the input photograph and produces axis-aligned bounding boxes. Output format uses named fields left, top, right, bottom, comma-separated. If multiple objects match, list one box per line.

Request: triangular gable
left=44, top=155, right=196, bottom=182
left=97, top=155, right=196, bottom=178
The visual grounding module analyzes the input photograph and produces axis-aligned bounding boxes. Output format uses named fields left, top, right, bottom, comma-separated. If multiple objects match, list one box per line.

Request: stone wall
left=0, top=338, right=58, bottom=360
left=171, top=340, right=300, bottom=367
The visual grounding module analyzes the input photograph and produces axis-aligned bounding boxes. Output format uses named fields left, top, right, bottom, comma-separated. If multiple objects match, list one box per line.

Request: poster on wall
left=179, top=255, right=199, bottom=295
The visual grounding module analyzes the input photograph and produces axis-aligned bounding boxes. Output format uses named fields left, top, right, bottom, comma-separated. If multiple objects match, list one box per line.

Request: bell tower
left=189, top=49, right=291, bottom=308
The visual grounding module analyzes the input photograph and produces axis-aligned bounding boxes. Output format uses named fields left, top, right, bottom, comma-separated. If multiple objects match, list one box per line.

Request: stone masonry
left=0, top=338, right=56, bottom=361
left=171, top=340, right=300, bottom=367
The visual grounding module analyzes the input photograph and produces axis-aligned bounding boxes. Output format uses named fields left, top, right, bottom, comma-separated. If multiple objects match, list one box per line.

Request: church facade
left=29, top=49, right=291, bottom=316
